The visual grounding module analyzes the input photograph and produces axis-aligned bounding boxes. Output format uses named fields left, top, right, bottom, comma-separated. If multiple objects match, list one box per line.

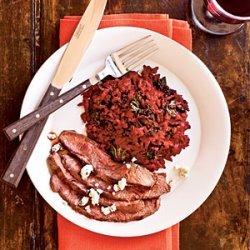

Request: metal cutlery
left=2, top=34, right=158, bottom=188
left=1, top=0, right=107, bottom=187
left=4, top=35, right=158, bottom=141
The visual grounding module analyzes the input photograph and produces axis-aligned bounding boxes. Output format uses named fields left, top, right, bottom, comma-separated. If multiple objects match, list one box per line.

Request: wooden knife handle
left=1, top=84, right=61, bottom=187
left=3, top=79, right=92, bottom=141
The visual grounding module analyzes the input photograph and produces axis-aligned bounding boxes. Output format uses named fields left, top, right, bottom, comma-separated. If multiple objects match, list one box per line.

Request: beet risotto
left=80, top=66, right=190, bottom=170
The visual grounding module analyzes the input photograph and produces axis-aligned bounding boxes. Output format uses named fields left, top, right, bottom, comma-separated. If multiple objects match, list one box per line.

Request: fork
left=4, top=35, right=158, bottom=140
left=2, top=35, right=158, bottom=187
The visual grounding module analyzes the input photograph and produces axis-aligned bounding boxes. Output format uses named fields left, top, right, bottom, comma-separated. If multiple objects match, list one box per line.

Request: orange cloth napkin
left=58, top=13, right=192, bottom=250
left=60, top=14, right=192, bottom=50
left=58, top=215, right=179, bottom=250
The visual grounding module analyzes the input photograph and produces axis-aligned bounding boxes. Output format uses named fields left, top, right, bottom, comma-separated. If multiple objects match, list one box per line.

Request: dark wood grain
left=180, top=22, right=250, bottom=250
left=2, top=84, right=61, bottom=187
left=0, top=0, right=249, bottom=249
left=0, top=1, right=39, bottom=250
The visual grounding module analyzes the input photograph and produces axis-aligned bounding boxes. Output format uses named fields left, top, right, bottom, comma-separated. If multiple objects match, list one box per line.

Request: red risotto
left=80, top=66, right=190, bottom=170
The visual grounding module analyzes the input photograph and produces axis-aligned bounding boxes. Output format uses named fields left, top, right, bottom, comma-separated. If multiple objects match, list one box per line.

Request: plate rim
left=21, top=26, right=231, bottom=237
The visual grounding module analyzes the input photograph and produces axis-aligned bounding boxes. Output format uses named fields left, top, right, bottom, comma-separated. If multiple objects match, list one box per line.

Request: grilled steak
left=48, top=130, right=171, bottom=222
left=98, top=197, right=145, bottom=214
left=48, top=153, right=88, bottom=194
left=50, top=174, right=160, bottom=222
left=59, top=131, right=155, bottom=187
left=48, top=153, right=145, bottom=213
left=60, top=154, right=111, bottom=191
left=60, top=153, right=170, bottom=201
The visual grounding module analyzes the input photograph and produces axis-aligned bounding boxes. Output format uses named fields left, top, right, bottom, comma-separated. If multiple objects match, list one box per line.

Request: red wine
left=206, top=0, right=250, bottom=23
left=192, top=0, right=248, bottom=34
left=216, top=0, right=250, bottom=17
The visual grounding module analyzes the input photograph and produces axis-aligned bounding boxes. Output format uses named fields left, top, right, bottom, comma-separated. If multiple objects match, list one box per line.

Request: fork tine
left=109, top=36, right=158, bottom=76
left=120, top=40, right=156, bottom=63
left=124, top=44, right=158, bottom=68
left=126, top=47, right=159, bottom=71
left=116, top=35, right=152, bottom=56
left=123, top=43, right=158, bottom=67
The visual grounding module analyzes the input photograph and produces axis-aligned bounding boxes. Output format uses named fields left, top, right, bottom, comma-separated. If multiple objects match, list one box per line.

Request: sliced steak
left=61, top=154, right=111, bottom=191
left=50, top=174, right=160, bottom=222
left=47, top=153, right=87, bottom=194
left=48, top=153, right=145, bottom=213
left=50, top=174, right=79, bottom=206
left=141, top=174, right=170, bottom=199
left=60, top=153, right=170, bottom=201
left=99, top=197, right=145, bottom=214
left=59, top=131, right=155, bottom=187
left=111, top=173, right=170, bottom=201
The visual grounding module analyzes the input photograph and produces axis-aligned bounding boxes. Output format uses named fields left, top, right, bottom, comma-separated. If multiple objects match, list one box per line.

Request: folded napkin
left=58, top=13, right=192, bottom=250
left=60, top=14, right=192, bottom=50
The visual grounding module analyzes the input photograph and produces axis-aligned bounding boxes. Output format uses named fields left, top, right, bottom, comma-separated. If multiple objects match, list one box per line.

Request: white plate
left=21, top=27, right=230, bottom=237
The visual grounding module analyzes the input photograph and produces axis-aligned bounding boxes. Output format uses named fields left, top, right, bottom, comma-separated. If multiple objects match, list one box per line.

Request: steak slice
left=60, top=154, right=111, bottom=191
left=59, top=131, right=155, bottom=187
left=99, top=197, right=145, bottom=214
left=50, top=174, right=160, bottom=222
left=48, top=153, right=87, bottom=194
left=140, top=174, right=169, bottom=200
left=61, top=153, right=170, bottom=201
left=48, top=153, right=145, bottom=213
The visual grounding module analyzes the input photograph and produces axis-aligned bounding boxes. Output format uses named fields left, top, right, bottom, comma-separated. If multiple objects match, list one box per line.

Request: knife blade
left=2, top=0, right=107, bottom=187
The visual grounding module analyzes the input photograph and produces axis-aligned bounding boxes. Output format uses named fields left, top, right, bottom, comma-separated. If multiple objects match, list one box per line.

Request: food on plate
left=80, top=66, right=190, bottom=170
left=48, top=131, right=170, bottom=222
left=47, top=66, right=191, bottom=222
left=59, top=130, right=156, bottom=187
left=50, top=174, right=160, bottom=222
left=174, top=165, right=189, bottom=178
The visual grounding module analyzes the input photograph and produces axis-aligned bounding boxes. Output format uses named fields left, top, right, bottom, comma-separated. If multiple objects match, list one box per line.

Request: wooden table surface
left=0, top=0, right=249, bottom=249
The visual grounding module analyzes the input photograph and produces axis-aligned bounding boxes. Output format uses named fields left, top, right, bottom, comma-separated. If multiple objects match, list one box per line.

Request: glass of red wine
left=191, top=0, right=250, bottom=35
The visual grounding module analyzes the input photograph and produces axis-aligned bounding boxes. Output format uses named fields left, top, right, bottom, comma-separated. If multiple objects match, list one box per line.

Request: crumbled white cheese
left=79, top=196, right=89, bottom=207
left=95, top=183, right=99, bottom=188
left=113, top=184, right=119, bottom=192
left=126, top=163, right=131, bottom=169
left=51, top=143, right=61, bottom=152
left=80, top=165, right=93, bottom=180
left=96, top=189, right=103, bottom=194
left=47, top=132, right=57, bottom=140
left=131, top=157, right=137, bottom=163
left=89, top=188, right=100, bottom=205
left=107, top=186, right=111, bottom=190
left=110, top=204, right=117, bottom=212
left=174, top=166, right=189, bottom=178
left=85, top=205, right=91, bottom=213
left=117, top=178, right=127, bottom=191
left=112, top=192, right=116, bottom=196
left=101, top=206, right=111, bottom=215
left=155, top=168, right=167, bottom=174
left=113, top=178, right=127, bottom=192
left=101, top=204, right=117, bottom=215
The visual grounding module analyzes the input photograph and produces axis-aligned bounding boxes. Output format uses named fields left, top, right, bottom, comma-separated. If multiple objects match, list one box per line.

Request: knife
left=2, top=0, right=107, bottom=187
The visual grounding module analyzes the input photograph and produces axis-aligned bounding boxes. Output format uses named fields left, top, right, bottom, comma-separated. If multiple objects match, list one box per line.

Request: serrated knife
left=2, top=0, right=107, bottom=187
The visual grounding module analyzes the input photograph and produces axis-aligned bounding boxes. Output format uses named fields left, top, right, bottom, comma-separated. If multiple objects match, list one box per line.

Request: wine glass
left=191, top=0, right=250, bottom=35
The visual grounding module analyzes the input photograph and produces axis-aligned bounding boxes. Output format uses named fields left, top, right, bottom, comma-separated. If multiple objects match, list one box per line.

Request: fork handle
left=1, top=84, right=60, bottom=187
left=3, top=79, right=92, bottom=141
left=1, top=79, right=93, bottom=187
